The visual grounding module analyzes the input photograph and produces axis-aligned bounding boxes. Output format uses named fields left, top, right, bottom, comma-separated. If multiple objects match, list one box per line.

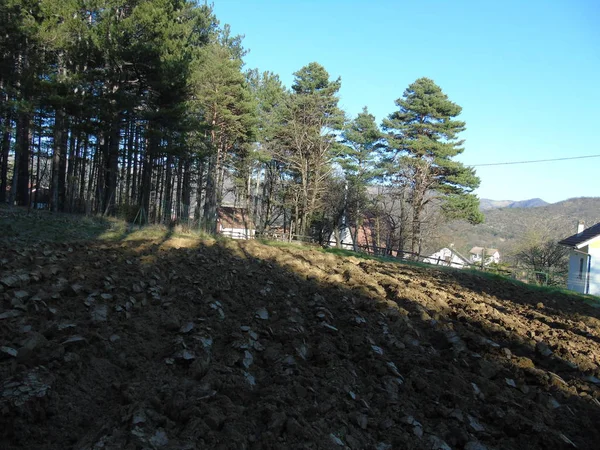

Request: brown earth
left=1, top=234, right=600, bottom=449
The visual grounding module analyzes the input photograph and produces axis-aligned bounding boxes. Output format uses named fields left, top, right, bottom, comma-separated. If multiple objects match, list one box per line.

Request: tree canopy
left=1, top=4, right=484, bottom=258
left=382, top=77, right=483, bottom=254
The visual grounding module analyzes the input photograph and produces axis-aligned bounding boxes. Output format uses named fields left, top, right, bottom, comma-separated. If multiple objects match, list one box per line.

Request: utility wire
left=470, top=154, right=600, bottom=167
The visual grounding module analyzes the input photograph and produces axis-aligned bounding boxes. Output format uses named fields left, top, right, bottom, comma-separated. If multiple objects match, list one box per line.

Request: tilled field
left=1, top=236, right=599, bottom=449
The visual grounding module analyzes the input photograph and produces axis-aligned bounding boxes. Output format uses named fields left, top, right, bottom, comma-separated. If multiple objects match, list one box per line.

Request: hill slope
left=479, top=198, right=549, bottom=211
left=1, top=211, right=599, bottom=449
left=433, top=197, right=600, bottom=258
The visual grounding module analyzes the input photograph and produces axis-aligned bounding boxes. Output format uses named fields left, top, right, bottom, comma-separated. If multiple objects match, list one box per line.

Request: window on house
left=579, top=258, right=584, bottom=279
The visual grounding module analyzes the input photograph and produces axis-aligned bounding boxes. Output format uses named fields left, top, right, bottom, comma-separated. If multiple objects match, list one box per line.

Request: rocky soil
left=1, top=232, right=600, bottom=449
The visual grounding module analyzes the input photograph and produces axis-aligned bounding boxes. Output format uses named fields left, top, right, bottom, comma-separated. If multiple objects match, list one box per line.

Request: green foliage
left=336, top=107, right=384, bottom=248
left=382, top=77, right=480, bottom=207
left=246, top=69, right=287, bottom=145
left=382, top=77, right=482, bottom=253
left=191, top=40, right=256, bottom=149
left=340, top=107, right=383, bottom=184
left=442, top=193, right=484, bottom=224
left=292, top=62, right=338, bottom=95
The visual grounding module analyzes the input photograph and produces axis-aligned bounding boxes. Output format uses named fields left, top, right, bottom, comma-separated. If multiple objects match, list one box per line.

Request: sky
left=212, top=0, right=600, bottom=204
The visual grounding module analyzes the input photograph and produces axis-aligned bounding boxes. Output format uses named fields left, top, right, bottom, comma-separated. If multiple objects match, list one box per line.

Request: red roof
left=217, top=207, right=254, bottom=229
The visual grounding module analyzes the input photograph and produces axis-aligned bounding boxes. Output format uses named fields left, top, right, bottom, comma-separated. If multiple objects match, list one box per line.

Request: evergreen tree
left=382, top=77, right=483, bottom=255
left=245, top=69, right=287, bottom=232
left=191, top=37, right=256, bottom=233
left=339, top=107, right=382, bottom=251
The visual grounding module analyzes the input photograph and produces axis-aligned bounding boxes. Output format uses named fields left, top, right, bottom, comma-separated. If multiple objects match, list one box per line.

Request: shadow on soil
left=1, top=231, right=600, bottom=449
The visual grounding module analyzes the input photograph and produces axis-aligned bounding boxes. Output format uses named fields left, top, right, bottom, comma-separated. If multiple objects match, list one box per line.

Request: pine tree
left=382, top=77, right=483, bottom=255
left=339, top=107, right=382, bottom=251
left=191, top=38, right=256, bottom=233
left=245, top=69, right=287, bottom=232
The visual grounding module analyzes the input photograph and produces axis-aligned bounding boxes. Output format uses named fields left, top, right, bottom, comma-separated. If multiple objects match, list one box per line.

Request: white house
left=328, top=225, right=354, bottom=249
left=424, top=247, right=471, bottom=269
left=469, top=247, right=501, bottom=266
left=559, top=222, right=600, bottom=296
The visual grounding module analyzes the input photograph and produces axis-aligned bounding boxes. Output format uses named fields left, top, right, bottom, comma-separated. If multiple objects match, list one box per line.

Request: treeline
left=1, top=0, right=482, bottom=255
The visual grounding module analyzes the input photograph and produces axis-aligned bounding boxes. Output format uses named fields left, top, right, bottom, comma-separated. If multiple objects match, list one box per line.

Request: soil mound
left=1, top=237, right=599, bottom=449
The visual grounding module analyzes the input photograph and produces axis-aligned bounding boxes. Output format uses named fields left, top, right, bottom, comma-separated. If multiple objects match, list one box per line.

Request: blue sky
left=213, top=0, right=599, bottom=203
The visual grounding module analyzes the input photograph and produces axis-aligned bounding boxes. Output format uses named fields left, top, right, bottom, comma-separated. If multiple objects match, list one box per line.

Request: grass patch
left=0, top=207, right=117, bottom=243
left=321, top=246, right=398, bottom=263
left=257, top=239, right=319, bottom=250
left=0, top=206, right=211, bottom=245
left=320, top=246, right=455, bottom=270
left=462, top=266, right=600, bottom=305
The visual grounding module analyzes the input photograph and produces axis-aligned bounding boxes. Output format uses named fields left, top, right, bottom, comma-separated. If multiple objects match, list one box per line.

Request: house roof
left=429, top=248, right=471, bottom=264
left=469, top=247, right=499, bottom=255
left=447, top=248, right=471, bottom=263
left=218, top=206, right=254, bottom=229
left=452, top=249, right=471, bottom=263
left=558, top=222, right=600, bottom=248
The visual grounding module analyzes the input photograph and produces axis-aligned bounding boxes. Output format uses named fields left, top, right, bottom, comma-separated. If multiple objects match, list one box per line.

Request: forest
left=0, top=0, right=483, bottom=256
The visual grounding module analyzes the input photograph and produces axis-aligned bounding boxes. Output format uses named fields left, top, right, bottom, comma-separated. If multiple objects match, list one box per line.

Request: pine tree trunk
left=51, top=108, right=67, bottom=212
left=411, top=203, right=423, bottom=257
left=58, top=127, right=68, bottom=211
left=9, top=139, right=19, bottom=207
left=140, top=124, right=157, bottom=223
left=15, top=111, right=30, bottom=207
left=27, top=132, right=34, bottom=211
left=131, top=124, right=140, bottom=205
left=0, top=110, right=11, bottom=204
left=194, top=160, right=204, bottom=224
left=33, top=129, right=41, bottom=210
left=66, top=125, right=77, bottom=212
left=78, top=133, right=89, bottom=213
left=86, top=141, right=98, bottom=214
left=300, top=165, right=309, bottom=237
left=125, top=119, right=134, bottom=204
left=203, top=152, right=217, bottom=233
left=103, top=115, right=120, bottom=215
left=176, top=159, right=183, bottom=220
left=154, top=155, right=162, bottom=223
left=181, top=158, right=191, bottom=222
left=163, top=154, right=172, bottom=224
left=353, top=205, right=361, bottom=252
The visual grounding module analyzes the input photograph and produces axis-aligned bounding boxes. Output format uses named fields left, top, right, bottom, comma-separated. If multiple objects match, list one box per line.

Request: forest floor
left=1, top=207, right=600, bottom=449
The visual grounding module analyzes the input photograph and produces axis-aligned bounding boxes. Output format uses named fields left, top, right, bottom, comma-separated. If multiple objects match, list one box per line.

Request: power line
left=469, top=154, right=600, bottom=167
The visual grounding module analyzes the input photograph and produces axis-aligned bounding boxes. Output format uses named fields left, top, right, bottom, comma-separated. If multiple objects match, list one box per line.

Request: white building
left=328, top=225, right=354, bottom=250
left=424, top=247, right=471, bottom=269
left=469, top=247, right=501, bottom=266
left=559, top=222, right=600, bottom=296
left=217, top=206, right=255, bottom=240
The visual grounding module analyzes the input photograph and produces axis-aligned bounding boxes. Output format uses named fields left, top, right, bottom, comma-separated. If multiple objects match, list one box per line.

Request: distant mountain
left=430, top=197, right=600, bottom=261
left=479, top=198, right=549, bottom=211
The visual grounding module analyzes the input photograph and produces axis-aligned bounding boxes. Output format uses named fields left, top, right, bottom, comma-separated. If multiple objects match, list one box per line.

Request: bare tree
left=274, top=63, right=344, bottom=238
left=513, top=227, right=569, bottom=284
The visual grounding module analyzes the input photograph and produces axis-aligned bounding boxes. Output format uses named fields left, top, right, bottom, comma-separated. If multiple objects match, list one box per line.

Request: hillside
left=432, top=197, right=600, bottom=259
left=1, top=209, right=600, bottom=449
left=479, top=198, right=549, bottom=211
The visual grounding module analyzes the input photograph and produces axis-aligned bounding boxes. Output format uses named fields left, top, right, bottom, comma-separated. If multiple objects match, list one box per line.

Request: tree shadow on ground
left=1, top=237, right=599, bottom=450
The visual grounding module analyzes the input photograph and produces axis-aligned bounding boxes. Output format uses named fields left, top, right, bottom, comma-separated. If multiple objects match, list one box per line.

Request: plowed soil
left=1, top=232, right=600, bottom=449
